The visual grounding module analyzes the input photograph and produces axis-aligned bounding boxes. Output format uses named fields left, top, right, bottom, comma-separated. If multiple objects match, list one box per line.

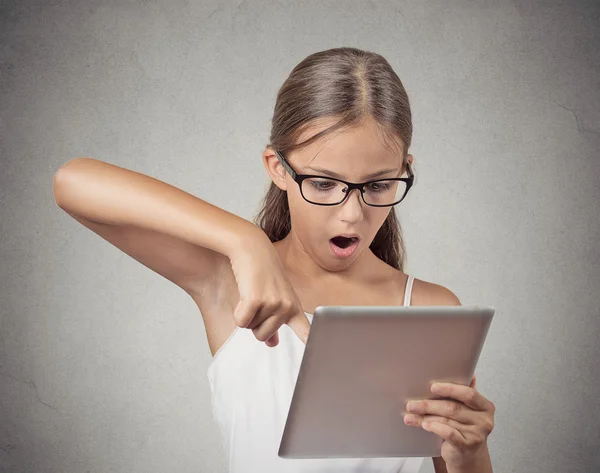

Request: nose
left=339, top=188, right=364, bottom=223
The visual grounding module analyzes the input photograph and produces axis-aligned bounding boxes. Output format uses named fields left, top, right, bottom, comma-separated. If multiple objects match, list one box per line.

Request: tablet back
left=278, top=305, right=495, bottom=459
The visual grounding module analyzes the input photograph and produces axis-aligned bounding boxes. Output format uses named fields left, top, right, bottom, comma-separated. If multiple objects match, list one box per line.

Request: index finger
left=430, top=382, right=493, bottom=412
left=287, top=312, right=311, bottom=345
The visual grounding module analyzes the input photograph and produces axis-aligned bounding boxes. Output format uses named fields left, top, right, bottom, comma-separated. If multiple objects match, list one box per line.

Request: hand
left=228, top=233, right=310, bottom=348
left=403, top=374, right=495, bottom=468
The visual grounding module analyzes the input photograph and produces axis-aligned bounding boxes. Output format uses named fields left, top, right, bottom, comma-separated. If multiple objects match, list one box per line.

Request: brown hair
left=254, top=47, right=413, bottom=271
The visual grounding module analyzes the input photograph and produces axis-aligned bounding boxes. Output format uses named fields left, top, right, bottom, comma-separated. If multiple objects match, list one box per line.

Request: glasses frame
left=274, top=149, right=415, bottom=207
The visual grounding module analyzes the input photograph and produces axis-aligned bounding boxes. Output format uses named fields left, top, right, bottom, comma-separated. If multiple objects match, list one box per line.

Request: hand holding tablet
left=404, top=372, right=496, bottom=469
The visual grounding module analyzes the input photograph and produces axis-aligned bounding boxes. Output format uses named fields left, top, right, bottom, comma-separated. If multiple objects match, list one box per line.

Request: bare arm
left=53, top=157, right=265, bottom=296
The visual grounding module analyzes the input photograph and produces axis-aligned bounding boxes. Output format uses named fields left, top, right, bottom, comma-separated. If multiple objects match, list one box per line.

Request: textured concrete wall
left=1, top=1, right=599, bottom=472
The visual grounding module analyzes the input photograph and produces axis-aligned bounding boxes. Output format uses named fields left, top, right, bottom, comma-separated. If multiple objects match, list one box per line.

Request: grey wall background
left=1, top=0, right=599, bottom=472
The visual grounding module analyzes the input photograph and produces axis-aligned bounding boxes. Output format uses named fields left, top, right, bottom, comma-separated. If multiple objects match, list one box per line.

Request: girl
left=53, top=47, right=495, bottom=473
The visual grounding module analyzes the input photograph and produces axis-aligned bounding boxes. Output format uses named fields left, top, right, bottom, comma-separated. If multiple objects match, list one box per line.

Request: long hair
left=254, top=47, right=413, bottom=271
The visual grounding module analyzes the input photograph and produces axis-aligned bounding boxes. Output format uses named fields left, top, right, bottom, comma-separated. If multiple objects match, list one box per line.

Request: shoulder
left=369, top=257, right=462, bottom=307
left=411, top=277, right=462, bottom=306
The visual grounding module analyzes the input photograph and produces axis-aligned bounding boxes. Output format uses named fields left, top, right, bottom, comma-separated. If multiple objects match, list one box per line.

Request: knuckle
left=484, top=419, right=494, bottom=434
left=232, top=310, right=245, bottom=324
left=448, top=402, right=461, bottom=417
left=450, top=429, right=464, bottom=445
left=465, top=433, right=479, bottom=447
left=437, top=415, right=450, bottom=425
left=262, top=299, right=278, bottom=312
left=245, top=297, right=262, bottom=312
left=280, top=298, right=294, bottom=312
left=233, top=310, right=251, bottom=327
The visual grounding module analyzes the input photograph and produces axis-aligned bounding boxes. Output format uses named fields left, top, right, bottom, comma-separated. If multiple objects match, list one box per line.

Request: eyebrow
left=305, top=166, right=400, bottom=181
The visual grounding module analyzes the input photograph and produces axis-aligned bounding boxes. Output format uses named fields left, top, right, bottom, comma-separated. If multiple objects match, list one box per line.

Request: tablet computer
left=278, top=305, right=495, bottom=459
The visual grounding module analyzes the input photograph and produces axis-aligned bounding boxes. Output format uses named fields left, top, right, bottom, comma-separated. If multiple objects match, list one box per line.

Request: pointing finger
left=287, top=311, right=311, bottom=345
left=265, top=331, right=279, bottom=347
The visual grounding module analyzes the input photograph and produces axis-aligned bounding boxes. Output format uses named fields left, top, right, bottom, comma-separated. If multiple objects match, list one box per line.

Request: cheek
left=286, top=179, right=308, bottom=208
left=288, top=193, right=319, bottom=229
left=288, top=199, right=333, bottom=242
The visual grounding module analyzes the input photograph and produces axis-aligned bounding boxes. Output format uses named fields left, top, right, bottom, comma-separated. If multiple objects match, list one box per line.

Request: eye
left=366, top=181, right=391, bottom=192
left=308, top=179, right=337, bottom=192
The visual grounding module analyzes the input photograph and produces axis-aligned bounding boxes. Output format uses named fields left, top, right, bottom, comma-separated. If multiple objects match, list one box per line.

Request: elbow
left=53, top=163, right=72, bottom=209
left=53, top=168, right=66, bottom=209
left=53, top=157, right=89, bottom=209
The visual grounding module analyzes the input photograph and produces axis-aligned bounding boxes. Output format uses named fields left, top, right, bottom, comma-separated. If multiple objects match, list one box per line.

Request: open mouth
left=330, top=236, right=359, bottom=249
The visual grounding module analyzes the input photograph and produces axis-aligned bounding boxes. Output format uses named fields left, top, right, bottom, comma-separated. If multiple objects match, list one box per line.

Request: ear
left=262, top=147, right=287, bottom=191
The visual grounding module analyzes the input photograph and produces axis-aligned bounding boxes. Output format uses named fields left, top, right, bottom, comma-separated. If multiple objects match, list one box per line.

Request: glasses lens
left=301, top=177, right=348, bottom=204
left=301, top=178, right=407, bottom=205
left=362, top=179, right=407, bottom=206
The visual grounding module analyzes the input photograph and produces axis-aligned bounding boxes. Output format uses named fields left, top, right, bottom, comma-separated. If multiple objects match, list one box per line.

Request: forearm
left=447, top=443, right=493, bottom=473
left=53, top=157, right=265, bottom=259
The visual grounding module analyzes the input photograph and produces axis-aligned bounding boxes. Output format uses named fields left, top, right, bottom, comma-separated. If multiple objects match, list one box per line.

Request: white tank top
left=207, top=275, right=424, bottom=473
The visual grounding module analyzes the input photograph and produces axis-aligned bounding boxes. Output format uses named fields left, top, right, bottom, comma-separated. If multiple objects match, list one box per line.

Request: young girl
left=53, top=47, right=495, bottom=473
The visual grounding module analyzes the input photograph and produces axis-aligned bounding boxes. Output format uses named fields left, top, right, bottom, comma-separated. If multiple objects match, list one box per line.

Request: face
left=263, top=116, right=414, bottom=273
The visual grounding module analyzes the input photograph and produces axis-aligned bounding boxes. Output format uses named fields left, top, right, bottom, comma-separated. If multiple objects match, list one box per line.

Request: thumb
left=287, top=311, right=311, bottom=345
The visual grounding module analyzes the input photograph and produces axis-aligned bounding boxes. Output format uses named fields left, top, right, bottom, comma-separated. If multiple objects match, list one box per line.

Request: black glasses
left=274, top=149, right=415, bottom=207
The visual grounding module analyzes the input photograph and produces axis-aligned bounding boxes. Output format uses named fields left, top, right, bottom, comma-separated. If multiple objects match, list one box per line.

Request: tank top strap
left=403, top=275, right=414, bottom=307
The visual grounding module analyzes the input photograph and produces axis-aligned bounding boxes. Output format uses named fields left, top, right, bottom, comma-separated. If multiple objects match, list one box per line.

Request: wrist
left=446, top=443, right=493, bottom=473
left=224, top=223, right=273, bottom=261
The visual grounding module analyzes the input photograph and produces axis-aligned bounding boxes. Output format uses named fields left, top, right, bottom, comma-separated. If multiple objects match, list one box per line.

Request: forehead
left=292, top=116, right=404, bottom=170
